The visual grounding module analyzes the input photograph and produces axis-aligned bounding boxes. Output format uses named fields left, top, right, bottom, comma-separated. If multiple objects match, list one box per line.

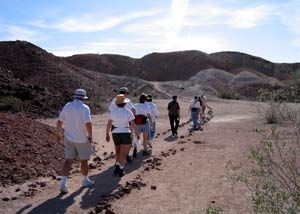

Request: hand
left=106, top=133, right=110, bottom=142
left=56, top=133, right=62, bottom=144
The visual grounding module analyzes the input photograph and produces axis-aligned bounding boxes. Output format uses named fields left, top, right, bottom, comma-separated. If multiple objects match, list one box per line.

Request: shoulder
left=81, top=103, right=91, bottom=111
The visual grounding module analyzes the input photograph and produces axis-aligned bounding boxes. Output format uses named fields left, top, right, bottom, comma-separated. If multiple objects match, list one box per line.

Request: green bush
left=0, top=96, right=22, bottom=112
left=206, top=205, right=223, bottom=214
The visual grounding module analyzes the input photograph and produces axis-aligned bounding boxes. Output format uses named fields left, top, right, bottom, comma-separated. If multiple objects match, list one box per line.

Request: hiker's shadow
left=164, top=135, right=178, bottom=142
left=20, top=152, right=146, bottom=214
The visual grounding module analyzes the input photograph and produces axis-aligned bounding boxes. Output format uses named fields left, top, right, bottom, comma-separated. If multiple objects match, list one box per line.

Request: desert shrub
left=217, top=88, right=239, bottom=100
left=227, top=110, right=300, bottom=213
left=0, top=96, right=22, bottom=112
left=206, top=205, right=223, bottom=214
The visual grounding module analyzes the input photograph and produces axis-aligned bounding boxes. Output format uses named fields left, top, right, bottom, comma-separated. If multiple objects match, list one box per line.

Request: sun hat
left=115, top=94, right=129, bottom=105
left=73, top=89, right=88, bottom=99
left=119, top=87, right=129, bottom=93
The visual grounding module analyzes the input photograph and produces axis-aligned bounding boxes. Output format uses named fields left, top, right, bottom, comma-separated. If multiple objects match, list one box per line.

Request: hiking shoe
left=82, top=178, right=95, bottom=187
left=114, top=164, right=120, bottom=175
left=143, top=150, right=151, bottom=156
left=133, top=147, right=137, bottom=158
left=126, top=155, right=133, bottom=163
left=60, top=183, right=69, bottom=194
left=119, top=168, right=125, bottom=177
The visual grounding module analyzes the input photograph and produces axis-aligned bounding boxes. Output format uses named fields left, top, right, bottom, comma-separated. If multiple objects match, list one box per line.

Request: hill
left=65, top=51, right=300, bottom=81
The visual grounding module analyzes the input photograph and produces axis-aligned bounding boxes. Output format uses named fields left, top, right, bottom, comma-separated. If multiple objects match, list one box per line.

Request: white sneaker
left=60, top=183, right=69, bottom=194
left=82, top=178, right=95, bottom=187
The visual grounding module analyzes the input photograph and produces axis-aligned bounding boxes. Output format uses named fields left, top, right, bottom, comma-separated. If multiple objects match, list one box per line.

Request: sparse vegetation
left=217, top=88, right=239, bottom=100
left=0, top=96, right=22, bottom=112
left=205, top=205, right=223, bottom=214
left=227, top=95, right=300, bottom=213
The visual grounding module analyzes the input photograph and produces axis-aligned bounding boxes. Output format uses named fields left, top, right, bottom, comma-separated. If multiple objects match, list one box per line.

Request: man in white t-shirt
left=56, top=89, right=94, bottom=193
left=146, top=95, right=159, bottom=145
left=188, top=96, right=201, bottom=130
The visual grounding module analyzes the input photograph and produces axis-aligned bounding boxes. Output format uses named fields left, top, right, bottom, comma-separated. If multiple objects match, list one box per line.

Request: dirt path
left=0, top=98, right=265, bottom=213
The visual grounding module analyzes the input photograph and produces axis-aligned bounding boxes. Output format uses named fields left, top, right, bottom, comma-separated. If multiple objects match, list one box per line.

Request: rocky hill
left=0, top=41, right=163, bottom=117
left=65, top=51, right=300, bottom=81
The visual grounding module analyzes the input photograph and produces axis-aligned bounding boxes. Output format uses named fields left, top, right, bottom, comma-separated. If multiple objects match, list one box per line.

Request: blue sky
left=0, top=0, right=299, bottom=62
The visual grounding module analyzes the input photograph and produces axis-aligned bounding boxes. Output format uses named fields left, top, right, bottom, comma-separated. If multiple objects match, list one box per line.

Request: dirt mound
left=0, top=113, right=63, bottom=186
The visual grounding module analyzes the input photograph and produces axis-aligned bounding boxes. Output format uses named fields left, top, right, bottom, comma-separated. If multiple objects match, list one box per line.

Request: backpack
left=168, top=101, right=179, bottom=116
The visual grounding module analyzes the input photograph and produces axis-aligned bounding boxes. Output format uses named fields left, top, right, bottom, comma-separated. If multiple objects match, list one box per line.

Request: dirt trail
left=0, top=98, right=265, bottom=213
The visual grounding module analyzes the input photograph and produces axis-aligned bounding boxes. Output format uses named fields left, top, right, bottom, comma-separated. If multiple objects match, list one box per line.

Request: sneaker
left=114, top=164, right=120, bottom=175
left=133, top=147, right=137, bottom=158
left=82, top=178, right=95, bottom=187
left=126, top=155, right=133, bottom=163
left=60, top=183, right=69, bottom=194
left=142, top=150, right=151, bottom=156
left=119, top=168, right=125, bottom=177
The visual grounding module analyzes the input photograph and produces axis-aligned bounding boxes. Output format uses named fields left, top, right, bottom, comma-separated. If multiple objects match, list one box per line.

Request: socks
left=61, top=176, right=68, bottom=185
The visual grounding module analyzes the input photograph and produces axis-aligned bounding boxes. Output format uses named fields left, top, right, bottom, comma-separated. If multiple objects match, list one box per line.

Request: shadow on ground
left=17, top=152, right=147, bottom=214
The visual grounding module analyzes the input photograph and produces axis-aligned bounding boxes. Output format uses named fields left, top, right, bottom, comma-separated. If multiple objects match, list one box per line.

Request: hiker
left=109, top=87, right=135, bottom=162
left=189, top=96, right=202, bottom=130
left=56, top=89, right=94, bottom=193
left=199, top=93, right=207, bottom=124
left=133, top=93, right=153, bottom=156
left=105, top=94, right=139, bottom=177
left=167, top=95, right=180, bottom=137
left=146, top=94, right=159, bottom=147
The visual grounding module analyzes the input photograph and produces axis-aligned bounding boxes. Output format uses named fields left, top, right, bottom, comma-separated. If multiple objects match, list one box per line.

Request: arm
left=147, top=113, right=153, bottom=128
left=85, top=122, right=93, bottom=143
left=106, top=120, right=112, bottom=142
left=177, top=103, right=180, bottom=119
left=56, top=120, right=63, bottom=143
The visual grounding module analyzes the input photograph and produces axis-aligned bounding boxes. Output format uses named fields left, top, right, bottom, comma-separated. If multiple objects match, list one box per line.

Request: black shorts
left=112, top=133, right=132, bottom=146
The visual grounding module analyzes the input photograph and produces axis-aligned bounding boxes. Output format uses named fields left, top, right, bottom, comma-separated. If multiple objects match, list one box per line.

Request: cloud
left=185, top=4, right=276, bottom=29
left=0, top=24, right=45, bottom=42
left=30, top=9, right=162, bottom=32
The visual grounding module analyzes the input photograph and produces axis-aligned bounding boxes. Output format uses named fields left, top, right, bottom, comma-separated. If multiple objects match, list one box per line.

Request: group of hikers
left=56, top=87, right=207, bottom=193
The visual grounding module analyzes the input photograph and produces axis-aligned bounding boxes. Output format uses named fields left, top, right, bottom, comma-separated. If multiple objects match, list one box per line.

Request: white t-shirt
left=134, top=102, right=151, bottom=116
left=190, top=100, right=201, bottom=109
left=108, top=97, right=135, bottom=112
left=59, top=99, right=91, bottom=143
left=109, top=107, right=135, bottom=133
left=147, top=102, right=159, bottom=122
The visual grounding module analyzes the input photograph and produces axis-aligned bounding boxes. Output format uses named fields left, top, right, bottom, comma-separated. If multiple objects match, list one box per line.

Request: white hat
left=73, top=89, right=88, bottom=99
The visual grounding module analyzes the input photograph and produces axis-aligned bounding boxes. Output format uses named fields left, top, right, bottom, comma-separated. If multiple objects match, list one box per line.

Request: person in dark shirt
left=167, top=95, right=180, bottom=137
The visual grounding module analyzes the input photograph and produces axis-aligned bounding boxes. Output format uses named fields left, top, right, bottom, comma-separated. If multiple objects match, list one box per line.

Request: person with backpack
left=189, top=96, right=202, bottom=130
left=167, top=95, right=180, bottom=137
left=133, top=93, right=153, bottom=156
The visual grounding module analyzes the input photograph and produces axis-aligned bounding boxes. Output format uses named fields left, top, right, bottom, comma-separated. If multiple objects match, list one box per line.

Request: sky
left=0, top=0, right=300, bottom=63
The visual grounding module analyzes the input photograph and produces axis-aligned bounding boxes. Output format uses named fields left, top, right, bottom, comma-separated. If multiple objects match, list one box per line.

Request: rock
left=15, top=187, right=21, bottom=192
left=151, top=185, right=157, bottom=190
left=11, top=197, right=17, bottom=200
left=89, top=163, right=97, bottom=169
left=180, top=135, right=185, bottom=139
left=180, top=148, right=185, bottom=151
left=2, top=197, right=10, bottom=201
left=93, top=156, right=102, bottom=162
left=144, top=167, right=150, bottom=171
left=123, top=187, right=131, bottom=194
left=103, top=152, right=108, bottom=156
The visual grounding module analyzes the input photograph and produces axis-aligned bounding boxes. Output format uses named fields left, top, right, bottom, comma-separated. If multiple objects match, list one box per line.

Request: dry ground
left=0, top=97, right=271, bottom=214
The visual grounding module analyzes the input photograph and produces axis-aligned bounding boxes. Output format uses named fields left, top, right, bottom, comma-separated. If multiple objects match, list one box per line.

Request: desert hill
left=0, top=41, right=163, bottom=117
left=65, top=50, right=300, bottom=81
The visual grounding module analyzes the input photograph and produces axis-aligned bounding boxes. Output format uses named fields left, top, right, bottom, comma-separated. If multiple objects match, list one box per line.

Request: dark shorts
left=112, top=133, right=132, bottom=146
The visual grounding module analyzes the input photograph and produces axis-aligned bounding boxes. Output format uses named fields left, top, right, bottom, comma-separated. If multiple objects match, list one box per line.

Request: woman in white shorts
left=133, top=93, right=153, bottom=157
left=106, top=94, right=139, bottom=177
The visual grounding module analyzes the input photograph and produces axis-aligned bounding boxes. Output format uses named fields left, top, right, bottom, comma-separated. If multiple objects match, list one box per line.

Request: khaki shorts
left=63, top=138, right=92, bottom=160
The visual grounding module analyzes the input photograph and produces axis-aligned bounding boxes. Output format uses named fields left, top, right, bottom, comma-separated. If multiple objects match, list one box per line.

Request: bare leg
left=119, top=145, right=132, bottom=167
left=80, top=160, right=88, bottom=176
left=115, top=146, right=121, bottom=163
left=61, top=159, right=73, bottom=176
left=142, top=132, right=148, bottom=150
